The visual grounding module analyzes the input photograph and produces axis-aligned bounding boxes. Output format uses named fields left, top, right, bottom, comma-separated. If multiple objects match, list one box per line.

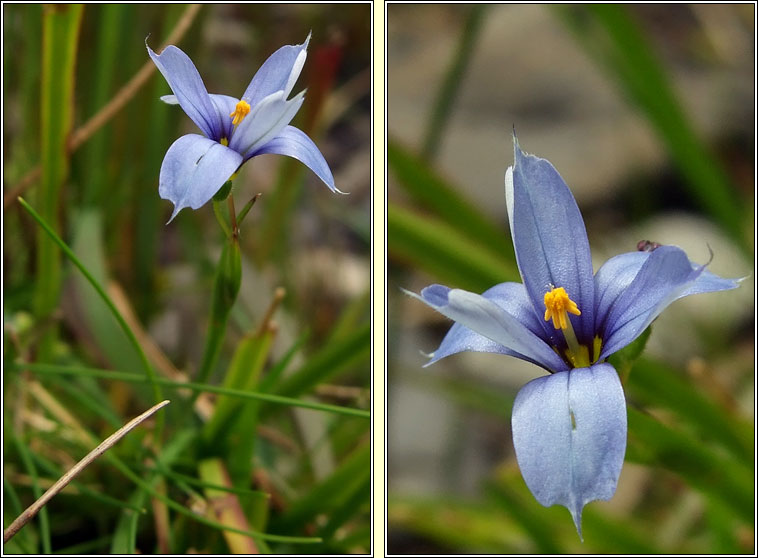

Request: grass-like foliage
left=4, top=4, right=370, bottom=553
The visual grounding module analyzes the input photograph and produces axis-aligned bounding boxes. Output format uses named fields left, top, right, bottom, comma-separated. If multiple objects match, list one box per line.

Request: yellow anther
left=543, top=286, right=581, bottom=330
left=220, top=137, right=229, bottom=146
left=229, top=100, right=251, bottom=126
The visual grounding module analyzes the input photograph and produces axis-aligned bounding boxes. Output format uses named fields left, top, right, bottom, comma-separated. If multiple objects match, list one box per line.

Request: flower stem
left=190, top=199, right=242, bottom=407
left=213, top=198, right=231, bottom=238
left=228, top=195, right=238, bottom=238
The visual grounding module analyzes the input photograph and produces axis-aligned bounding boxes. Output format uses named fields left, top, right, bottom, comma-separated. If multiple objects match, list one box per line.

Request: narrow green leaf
left=18, top=197, right=163, bottom=430
left=388, top=495, right=523, bottom=553
left=80, top=4, right=125, bottom=206
left=198, top=458, right=265, bottom=554
left=389, top=203, right=518, bottom=292
left=274, top=444, right=370, bottom=531
left=626, top=406, right=753, bottom=523
left=626, top=357, right=753, bottom=465
left=203, top=330, right=274, bottom=445
left=11, top=433, right=51, bottom=552
left=389, top=139, right=514, bottom=261
left=11, top=362, right=370, bottom=419
left=271, top=322, right=370, bottom=401
left=34, top=3, right=84, bottom=353
left=555, top=4, right=749, bottom=253
left=318, top=474, right=370, bottom=540
left=486, top=481, right=564, bottom=553
left=71, top=210, right=144, bottom=375
left=421, top=5, right=487, bottom=160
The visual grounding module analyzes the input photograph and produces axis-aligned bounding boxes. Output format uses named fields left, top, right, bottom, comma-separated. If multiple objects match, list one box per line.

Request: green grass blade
left=203, top=329, right=274, bottom=445
left=388, top=495, right=523, bottom=553
left=389, top=138, right=514, bottom=260
left=10, top=362, right=370, bottom=419
left=17, top=197, right=163, bottom=423
left=627, top=357, right=752, bottom=464
left=273, top=444, right=370, bottom=532
left=486, top=481, right=566, bottom=553
left=626, top=406, right=753, bottom=523
left=34, top=3, right=83, bottom=354
left=71, top=209, right=145, bottom=375
left=421, top=5, right=486, bottom=160
left=318, top=473, right=370, bottom=541
left=11, top=434, right=51, bottom=552
left=271, top=321, right=370, bottom=400
left=389, top=203, right=519, bottom=291
left=80, top=4, right=125, bottom=207
left=555, top=4, right=749, bottom=253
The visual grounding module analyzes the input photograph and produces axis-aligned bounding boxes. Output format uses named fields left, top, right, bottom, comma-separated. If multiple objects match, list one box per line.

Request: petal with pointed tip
left=426, top=282, right=546, bottom=366
left=242, top=33, right=310, bottom=106
left=147, top=44, right=222, bottom=140
left=508, top=140, right=595, bottom=345
left=250, top=125, right=339, bottom=193
left=594, top=249, right=740, bottom=340
left=512, top=363, right=627, bottom=538
left=159, top=135, right=242, bottom=222
left=406, top=284, right=567, bottom=372
left=599, top=246, right=704, bottom=359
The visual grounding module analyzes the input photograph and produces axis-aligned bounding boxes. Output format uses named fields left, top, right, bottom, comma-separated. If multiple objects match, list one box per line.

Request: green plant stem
left=12, top=434, right=51, bottom=553
left=13, top=362, right=370, bottom=419
left=212, top=198, right=231, bottom=238
left=17, top=197, right=164, bottom=436
left=34, top=4, right=83, bottom=358
left=193, top=309, right=230, bottom=400
left=190, top=197, right=242, bottom=408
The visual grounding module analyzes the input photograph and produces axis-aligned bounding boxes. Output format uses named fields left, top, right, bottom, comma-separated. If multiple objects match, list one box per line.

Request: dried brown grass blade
left=3, top=399, right=170, bottom=543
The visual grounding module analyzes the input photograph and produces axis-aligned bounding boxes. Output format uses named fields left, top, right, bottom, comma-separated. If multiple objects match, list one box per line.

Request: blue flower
left=407, top=135, right=740, bottom=537
left=147, top=33, right=342, bottom=222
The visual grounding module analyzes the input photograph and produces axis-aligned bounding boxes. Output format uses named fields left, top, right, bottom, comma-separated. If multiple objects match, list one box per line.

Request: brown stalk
left=3, top=399, right=170, bottom=543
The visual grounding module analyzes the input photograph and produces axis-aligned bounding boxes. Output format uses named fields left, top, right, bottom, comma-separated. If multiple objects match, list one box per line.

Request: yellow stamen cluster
left=229, top=100, right=251, bottom=126
left=543, top=286, right=581, bottom=330
left=544, top=286, right=592, bottom=368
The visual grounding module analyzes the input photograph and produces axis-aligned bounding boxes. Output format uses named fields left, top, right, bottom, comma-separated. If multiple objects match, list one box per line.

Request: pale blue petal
left=677, top=267, right=741, bottom=296
left=159, top=134, right=243, bottom=222
left=512, top=363, right=627, bottom=538
left=406, top=284, right=567, bottom=373
left=509, top=138, right=596, bottom=345
left=426, top=282, right=547, bottom=365
left=599, top=246, right=703, bottom=359
left=242, top=33, right=310, bottom=107
left=249, top=125, right=340, bottom=193
left=147, top=43, right=223, bottom=140
left=228, top=91, right=304, bottom=156
left=594, top=251, right=650, bottom=332
left=595, top=249, right=741, bottom=335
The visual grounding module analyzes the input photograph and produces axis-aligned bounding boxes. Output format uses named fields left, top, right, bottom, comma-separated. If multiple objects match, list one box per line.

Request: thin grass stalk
left=3, top=401, right=170, bottom=544
left=34, top=4, right=83, bottom=358
left=12, top=362, right=371, bottom=419
left=18, top=198, right=164, bottom=434
left=421, top=5, right=486, bottom=160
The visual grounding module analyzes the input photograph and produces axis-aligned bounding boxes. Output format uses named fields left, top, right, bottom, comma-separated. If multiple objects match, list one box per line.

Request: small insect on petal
left=637, top=240, right=662, bottom=252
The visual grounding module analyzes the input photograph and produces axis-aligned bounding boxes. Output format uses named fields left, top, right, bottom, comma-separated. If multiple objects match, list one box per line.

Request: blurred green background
left=4, top=3, right=370, bottom=554
left=387, top=4, right=754, bottom=554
